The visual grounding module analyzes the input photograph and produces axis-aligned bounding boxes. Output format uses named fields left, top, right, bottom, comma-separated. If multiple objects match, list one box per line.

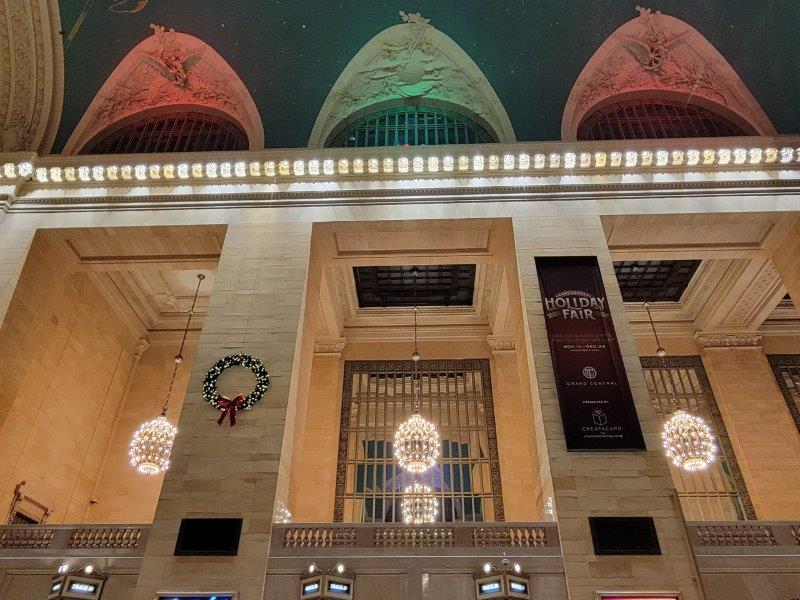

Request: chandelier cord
left=643, top=302, right=665, bottom=354
left=644, top=302, right=679, bottom=412
left=160, top=273, right=205, bottom=416
left=411, top=269, right=420, bottom=414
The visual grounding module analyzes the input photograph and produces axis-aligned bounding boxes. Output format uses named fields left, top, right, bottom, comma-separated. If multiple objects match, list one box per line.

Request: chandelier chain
left=161, top=273, right=204, bottom=416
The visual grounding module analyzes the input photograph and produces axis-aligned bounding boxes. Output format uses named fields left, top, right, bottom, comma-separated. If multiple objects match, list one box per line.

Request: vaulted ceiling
left=54, top=0, right=800, bottom=150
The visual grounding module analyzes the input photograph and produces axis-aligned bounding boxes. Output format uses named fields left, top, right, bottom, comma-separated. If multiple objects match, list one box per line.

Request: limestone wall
left=0, top=232, right=140, bottom=523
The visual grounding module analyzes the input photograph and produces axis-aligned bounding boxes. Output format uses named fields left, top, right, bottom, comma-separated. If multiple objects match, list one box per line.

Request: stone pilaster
left=697, top=331, right=800, bottom=519
left=513, top=215, right=703, bottom=600
left=488, top=337, right=540, bottom=521
left=133, top=222, right=313, bottom=600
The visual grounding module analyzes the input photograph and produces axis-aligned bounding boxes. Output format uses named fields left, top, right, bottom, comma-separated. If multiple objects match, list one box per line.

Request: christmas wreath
left=202, top=354, right=270, bottom=425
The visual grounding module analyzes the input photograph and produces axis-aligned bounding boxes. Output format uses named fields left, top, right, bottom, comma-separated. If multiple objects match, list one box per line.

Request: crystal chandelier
left=644, top=303, right=717, bottom=472
left=401, top=482, right=438, bottom=524
left=662, top=410, right=717, bottom=471
left=394, top=273, right=440, bottom=475
left=129, top=273, right=205, bottom=475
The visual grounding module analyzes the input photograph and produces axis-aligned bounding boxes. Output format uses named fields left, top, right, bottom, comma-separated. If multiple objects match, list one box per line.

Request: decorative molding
left=134, top=337, right=150, bottom=358
left=313, top=338, right=347, bottom=356
left=562, top=6, right=775, bottom=139
left=0, top=0, right=63, bottom=152
left=309, top=12, right=515, bottom=147
left=694, top=331, right=763, bottom=349
left=717, top=260, right=785, bottom=329
left=63, top=23, right=263, bottom=154
left=487, top=336, right=516, bottom=355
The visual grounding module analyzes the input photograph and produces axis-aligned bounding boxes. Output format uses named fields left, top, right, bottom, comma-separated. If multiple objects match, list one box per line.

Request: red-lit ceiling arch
left=561, top=7, right=775, bottom=141
left=63, top=23, right=263, bottom=154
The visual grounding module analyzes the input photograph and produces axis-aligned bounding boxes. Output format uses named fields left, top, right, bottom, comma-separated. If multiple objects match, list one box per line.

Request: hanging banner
left=536, top=256, right=646, bottom=451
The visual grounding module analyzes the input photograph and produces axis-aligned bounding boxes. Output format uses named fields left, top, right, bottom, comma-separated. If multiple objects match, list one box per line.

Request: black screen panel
left=589, top=516, right=661, bottom=555
left=174, top=517, right=242, bottom=556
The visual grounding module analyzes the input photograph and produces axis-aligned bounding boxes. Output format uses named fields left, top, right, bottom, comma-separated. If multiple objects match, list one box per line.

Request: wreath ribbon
left=217, top=393, right=245, bottom=426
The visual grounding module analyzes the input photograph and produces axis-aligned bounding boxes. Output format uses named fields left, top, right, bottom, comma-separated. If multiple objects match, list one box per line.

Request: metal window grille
left=640, top=356, right=754, bottom=521
left=335, top=359, right=503, bottom=523
left=83, top=111, right=248, bottom=154
left=328, top=105, right=496, bottom=148
left=577, top=98, right=750, bottom=140
left=767, top=355, right=800, bottom=435
left=614, top=260, right=700, bottom=303
left=353, top=264, right=476, bottom=308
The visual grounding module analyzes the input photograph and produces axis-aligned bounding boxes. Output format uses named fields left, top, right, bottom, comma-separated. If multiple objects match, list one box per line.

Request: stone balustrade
left=271, top=522, right=560, bottom=557
left=0, top=524, right=147, bottom=557
left=1, top=521, right=799, bottom=561
left=686, top=521, right=800, bottom=551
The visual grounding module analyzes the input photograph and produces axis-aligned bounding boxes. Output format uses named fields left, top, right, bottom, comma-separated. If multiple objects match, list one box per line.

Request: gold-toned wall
left=87, top=337, right=195, bottom=524
left=0, top=232, right=139, bottom=523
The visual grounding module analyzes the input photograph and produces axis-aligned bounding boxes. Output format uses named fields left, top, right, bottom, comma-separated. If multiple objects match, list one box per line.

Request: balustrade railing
left=0, top=524, right=147, bottom=556
left=1, top=520, right=798, bottom=560
left=687, top=522, right=800, bottom=550
left=271, top=522, right=559, bottom=556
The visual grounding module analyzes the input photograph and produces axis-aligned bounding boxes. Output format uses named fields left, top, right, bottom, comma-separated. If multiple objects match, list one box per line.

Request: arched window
left=327, top=105, right=496, bottom=148
left=577, top=97, right=753, bottom=141
left=81, top=110, right=248, bottom=154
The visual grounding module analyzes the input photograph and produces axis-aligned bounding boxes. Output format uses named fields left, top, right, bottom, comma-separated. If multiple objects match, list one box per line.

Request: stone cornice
left=694, top=331, right=763, bottom=349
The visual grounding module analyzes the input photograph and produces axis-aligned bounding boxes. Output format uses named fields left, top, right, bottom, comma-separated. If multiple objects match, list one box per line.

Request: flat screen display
left=174, top=518, right=243, bottom=556
left=589, top=516, right=661, bottom=555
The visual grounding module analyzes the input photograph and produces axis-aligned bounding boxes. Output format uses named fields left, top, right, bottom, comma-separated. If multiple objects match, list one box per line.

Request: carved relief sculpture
left=561, top=6, right=775, bottom=139
left=0, top=0, right=63, bottom=152
left=63, top=23, right=263, bottom=153
left=309, top=12, right=514, bottom=147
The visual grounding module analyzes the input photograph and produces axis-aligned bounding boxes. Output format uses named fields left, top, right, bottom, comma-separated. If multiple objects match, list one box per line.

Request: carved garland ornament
left=0, top=0, right=62, bottom=152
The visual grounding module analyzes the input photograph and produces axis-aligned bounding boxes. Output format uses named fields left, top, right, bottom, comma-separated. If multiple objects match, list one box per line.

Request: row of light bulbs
left=2, top=145, right=798, bottom=185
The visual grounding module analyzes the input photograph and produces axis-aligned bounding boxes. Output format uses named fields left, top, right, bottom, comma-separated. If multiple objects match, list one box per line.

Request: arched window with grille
left=577, top=97, right=755, bottom=141
left=327, top=105, right=496, bottom=148
left=80, top=108, right=249, bottom=154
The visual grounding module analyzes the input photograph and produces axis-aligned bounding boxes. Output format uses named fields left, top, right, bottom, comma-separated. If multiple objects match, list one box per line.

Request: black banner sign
left=535, top=256, right=646, bottom=451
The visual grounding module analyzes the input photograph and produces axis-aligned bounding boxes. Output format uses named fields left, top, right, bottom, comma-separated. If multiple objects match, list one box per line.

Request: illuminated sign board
left=300, top=574, right=353, bottom=599
left=479, top=581, right=502, bottom=594
left=156, top=596, right=234, bottom=600
left=509, top=582, right=528, bottom=594
left=51, top=574, right=106, bottom=600
left=302, top=582, right=320, bottom=595
left=158, top=594, right=233, bottom=600
left=327, top=581, right=351, bottom=595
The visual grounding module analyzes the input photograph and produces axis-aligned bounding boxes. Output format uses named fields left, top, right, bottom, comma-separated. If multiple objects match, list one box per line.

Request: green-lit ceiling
left=55, top=0, right=800, bottom=150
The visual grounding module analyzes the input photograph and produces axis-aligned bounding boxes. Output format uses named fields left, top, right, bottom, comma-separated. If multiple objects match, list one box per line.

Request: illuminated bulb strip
left=3, top=146, right=797, bottom=186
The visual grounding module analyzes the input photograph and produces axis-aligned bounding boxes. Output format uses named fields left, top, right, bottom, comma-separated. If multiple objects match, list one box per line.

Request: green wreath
left=202, top=353, right=270, bottom=411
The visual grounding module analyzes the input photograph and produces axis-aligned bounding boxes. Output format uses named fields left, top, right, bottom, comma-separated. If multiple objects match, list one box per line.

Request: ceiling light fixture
left=129, top=273, right=205, bottom=475
left=644, top=303, right=717, bottom=472
left=394, top=271, right=440, bottom=475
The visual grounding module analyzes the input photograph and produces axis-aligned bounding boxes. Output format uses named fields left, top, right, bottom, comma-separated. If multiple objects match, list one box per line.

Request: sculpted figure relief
left=562, top=5, right=775, bottom=138
left=330, top=13, right=490, bottom=122
left=576, top=6, right=732, bottom=110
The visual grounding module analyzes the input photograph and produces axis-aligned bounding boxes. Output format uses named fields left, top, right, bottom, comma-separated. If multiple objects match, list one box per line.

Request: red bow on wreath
left=217, top=393, right=245, bottom=426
